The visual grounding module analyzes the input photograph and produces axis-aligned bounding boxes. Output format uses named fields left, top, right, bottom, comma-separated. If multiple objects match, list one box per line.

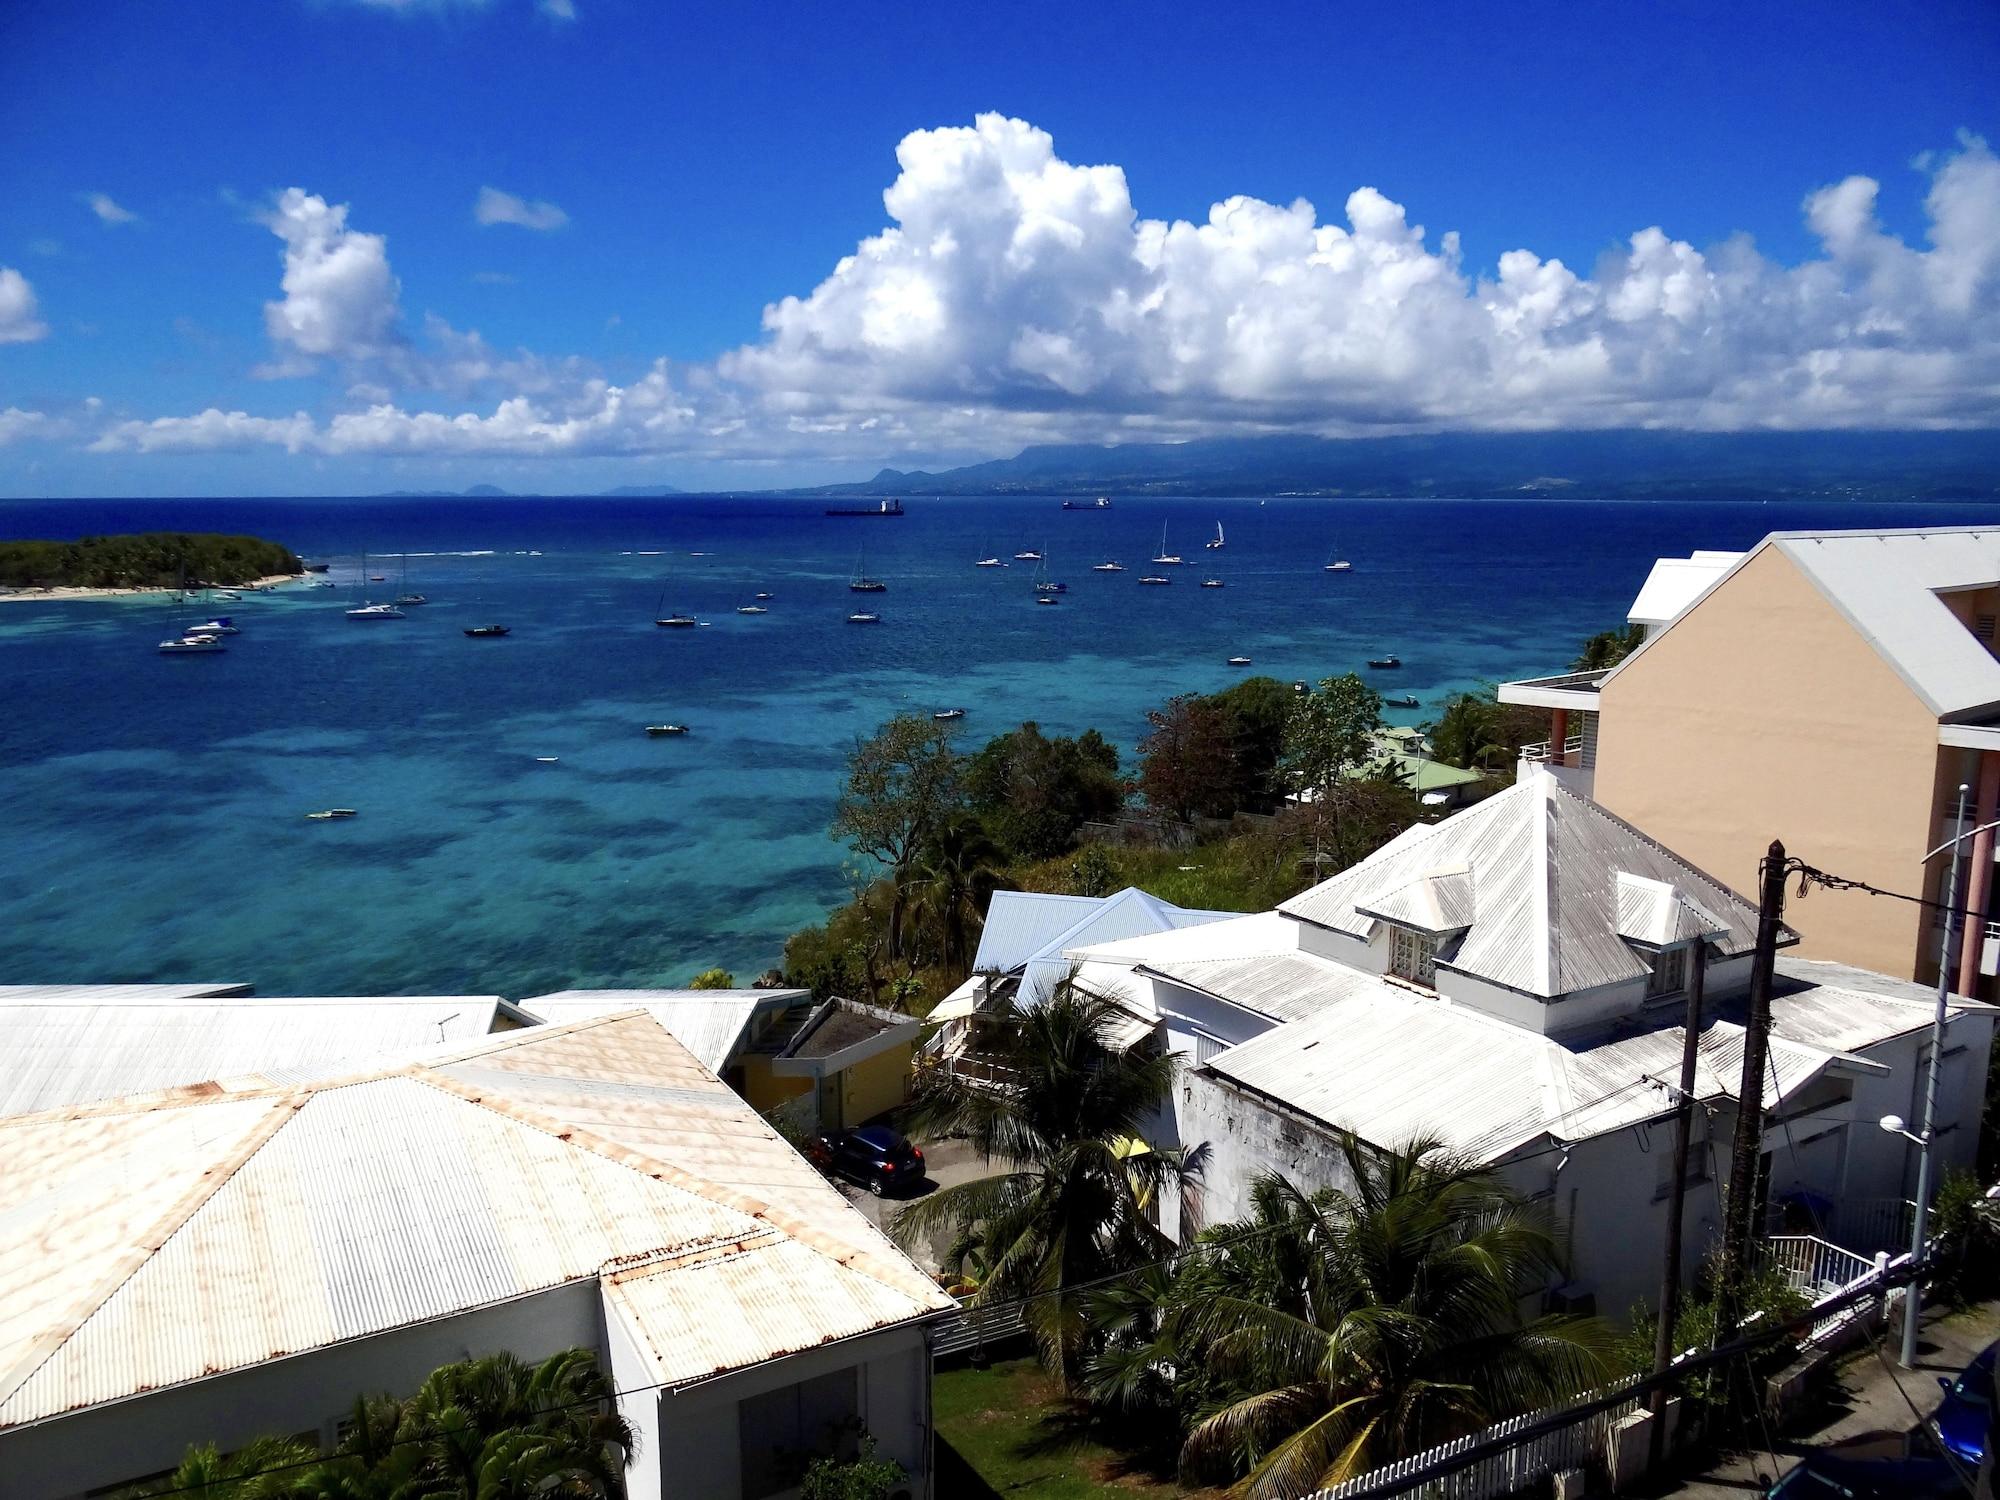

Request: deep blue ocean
left=4, top=493, right=1995, bottom=998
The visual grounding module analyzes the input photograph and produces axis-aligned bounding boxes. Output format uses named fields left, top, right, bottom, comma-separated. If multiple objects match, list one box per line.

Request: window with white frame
left=1389, top=926, right=1437, bottom=988
left=1645, top=946, right=1687, bottom=998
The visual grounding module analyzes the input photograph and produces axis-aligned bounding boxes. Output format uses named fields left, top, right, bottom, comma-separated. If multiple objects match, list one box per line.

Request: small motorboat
left=1092, top=560, right=1124, bottom=572
left=754, top=591, right=774, bottom=600
left=1013, top=549, right=1043, bottom=561
left=158, top=635, right=226, bottom=653
left=655, top=614, right=698, bottom=628
left=303, top=563, right=331, bottom=573
left=311, top=580, right=336, bottom=589
left=1292, top=680, right=1310, bottom=694
left=975, top=556, right=1004, bottom=568
left=464, top=625, right=511, bottom=637
left=369, top=575, right=387, bottom=582
left=1035, top=595, right=1060, bottom=606
left=393, top=593, right=427, bottom=607
left=535, top=756, right=560, bottom=763
left=1384, top=693, right=1420, bottom=708
left=933, top=708, right=966, bottom=721
left=305, top=808, right=358, bottom=821
left=211, top=590, right=241, bottom=601
left=346, top=603, right=405, bottom=620
left=1227, top=656, right=1253, bottom=666
left=188, top=617, right=238, bottom=634
left=1325, top=559, right=1353, bottom=573
left=1367, top=654, right=1402, bottom=670
left=736, top=604, right=769, bottom=615
left=1201, top=578, right=1225, bottom=589
left=1139, top=574, right=1171, bottom=586
left=646, top=724, right=689, bottom=737
left=847, top=611, right=882, bottom=624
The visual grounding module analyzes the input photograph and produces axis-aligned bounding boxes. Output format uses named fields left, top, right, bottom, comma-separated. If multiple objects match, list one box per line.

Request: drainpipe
left=1955, top=753, right=2000, bottom=996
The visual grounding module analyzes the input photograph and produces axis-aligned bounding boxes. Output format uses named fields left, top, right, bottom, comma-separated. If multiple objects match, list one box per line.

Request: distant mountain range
left=797, top=430, right=2000, bottom=502
left=368, top=483, right=685, bottom=498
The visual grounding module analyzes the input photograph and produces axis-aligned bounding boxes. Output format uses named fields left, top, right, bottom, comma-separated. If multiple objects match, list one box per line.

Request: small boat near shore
left=1139, top=574, right=1171, bottom=586
left=736, top=603, right=769, bottom=615
left=346, top=602, right=405, bottom=620
left=1201, top=577, right=1224, bottom=589
left=1013, top=548, right=1043, bottom=561
left=933, top=708, right=966, bottom=721
left=754, top=591, right=774, bottom=600
left=464, top=624, right=510, bottom=637
left=646, top=724, right=689, bottom=736
left=1367, top=654, right=1401, bottom=669
left=158, top=634, right=226, bottom=653
left=847, top=611, right=882, bottom=624
left=1227, top=656, right=1252, bottom=666
left=655, top=614, right=698, bottom=627
left=1093, top=560, right=1124, bottom=572
left=188, top=617, right=238, bottom=635
left=1384, top=693, right=1420, bottom=708
left=306, top=808, right=358, bottom=820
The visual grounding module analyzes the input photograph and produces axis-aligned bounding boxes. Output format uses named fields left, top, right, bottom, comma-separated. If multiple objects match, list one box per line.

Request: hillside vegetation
left=0, top=532, right=302, bottom=589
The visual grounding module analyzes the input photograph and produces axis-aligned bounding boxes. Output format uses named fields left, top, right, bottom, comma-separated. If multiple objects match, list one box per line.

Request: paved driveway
left=1638, top=1300, right=1999, bottom=1497
left=834, top=1136, right=1012, bottom=1273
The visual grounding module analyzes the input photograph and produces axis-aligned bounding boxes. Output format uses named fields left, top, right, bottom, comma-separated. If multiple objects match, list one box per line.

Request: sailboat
left=974, top=539, right=1004, bottom=568
left=1013, top=545, right=1043, bottom=561
left=735, top=594, right=769, bottom=615
left=1324, top=548, right=1353, bottom=572
left=159, top=568, right=228, bottom=651
left=1151, top=524, right=1183, bottom=566
left=1206, top=522, right=1225, bottom=550
left=394, top=552, right=426, bottom=607
left=1032, top=556, right=1065, bottom=595
left=654, top=576, right=696, bottom=627
left=848, top=548, right=887, bottom=592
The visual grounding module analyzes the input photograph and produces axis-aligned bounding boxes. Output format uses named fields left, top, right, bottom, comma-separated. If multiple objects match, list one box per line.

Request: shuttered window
left=1389, top=927, right=1437, bottom=988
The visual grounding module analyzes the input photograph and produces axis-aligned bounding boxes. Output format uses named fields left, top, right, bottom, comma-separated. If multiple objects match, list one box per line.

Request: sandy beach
left=0, top=572, right=306, bottom=604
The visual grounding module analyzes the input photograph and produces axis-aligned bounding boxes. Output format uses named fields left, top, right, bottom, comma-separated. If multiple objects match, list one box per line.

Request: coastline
left=0, top=572, right=305, bottom=604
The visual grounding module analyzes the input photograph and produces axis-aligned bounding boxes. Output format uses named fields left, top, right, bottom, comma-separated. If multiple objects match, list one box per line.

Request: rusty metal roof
left=0, top=1013, right=950, bottom=1431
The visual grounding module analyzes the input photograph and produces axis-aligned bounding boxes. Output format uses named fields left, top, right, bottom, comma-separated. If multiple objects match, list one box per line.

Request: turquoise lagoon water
left=4, top=493, right=1995, bottom=998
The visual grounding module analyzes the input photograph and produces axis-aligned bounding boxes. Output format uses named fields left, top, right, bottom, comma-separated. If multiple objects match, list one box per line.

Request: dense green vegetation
left=0, top=532, right=301, bottom=590
left=123, top=1349, right=631, bottom=1500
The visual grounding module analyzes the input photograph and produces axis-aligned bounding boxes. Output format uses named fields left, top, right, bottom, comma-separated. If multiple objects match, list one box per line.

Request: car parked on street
left=1765, top=1450, right=1962, bottom=1497
left=809, top=1125, right=926, bottom=1196
left=1932, top=1336, right=1996, bottom=1467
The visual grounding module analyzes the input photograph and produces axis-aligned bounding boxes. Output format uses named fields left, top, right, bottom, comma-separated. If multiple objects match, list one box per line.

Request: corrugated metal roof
left=1279, top=775, right=1770, bottom=999
left=1614, top=872, right=1730, bottom=948
left=974, top=888, right=1236, bottom=1003
left=520, top=989, right=806, bottom=1074
left=0, top=984, right=251, bottom=1002
left=1201, top=968, right=1887, bottom=1163
left=0, top=996, right=508, bottom=1117
left=1605, top=527, right=2000, bottom=720
left=0, top=1013, right=951, bottom=1430
left=970, top=892, right=1103, bottom=974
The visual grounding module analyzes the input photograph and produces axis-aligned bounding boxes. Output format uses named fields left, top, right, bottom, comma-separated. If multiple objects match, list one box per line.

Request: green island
left=0, top=532, right=303, bottom=591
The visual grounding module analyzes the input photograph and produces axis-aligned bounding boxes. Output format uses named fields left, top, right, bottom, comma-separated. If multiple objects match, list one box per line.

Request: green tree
left=1091, top=1141, right=1608, bottom=1499
left=1067, top=843, right=1119, bottom=898
left=798, top=1435, right=907, bottom=1500
left=123, top=1437, right=319, bottom=1500
left=687, top=967, right=736, bottom=989
left=1208, top=676, right=1296, bottom=814
left=831, top=715, right=964, bottom=959
left=1139, top=693, right=1236, bottom=824
left=1279, top=675, right=1383, bottom=803
left=908, top=812, right=1007, bottom=974
left=894, top=984, right=1182, bottom=1388
left=1570, top=623, right=1644, bottom=672
left=964, top=721, right=1123, bottom=860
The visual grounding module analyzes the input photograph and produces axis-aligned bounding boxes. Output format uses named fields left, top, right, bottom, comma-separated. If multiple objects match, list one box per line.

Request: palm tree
left=126, top=1437, right=319, bottom=1500
left=907, top=812, right=1005, bottom=974
left=1095, top=1138, right=1610, bottom=1500
left=1571, top=623, right=1644, bottom=672
left=894, top=983, right=1182, bottom=1387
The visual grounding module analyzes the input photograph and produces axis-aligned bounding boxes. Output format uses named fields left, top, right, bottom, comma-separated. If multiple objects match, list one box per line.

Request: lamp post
left=1897, top=781, right=1973, bottom=1368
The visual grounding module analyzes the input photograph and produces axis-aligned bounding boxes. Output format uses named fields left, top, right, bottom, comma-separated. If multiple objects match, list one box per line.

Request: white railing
left=1519, top=735, right=1585, bottom=764
left=930, top=1298, right=1030, bottom=1360
left=1305, top=1239, right=1912, bottom=1500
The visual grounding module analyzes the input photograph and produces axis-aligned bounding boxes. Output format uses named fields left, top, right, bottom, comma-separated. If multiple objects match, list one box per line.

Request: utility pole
left=1647, top=936, right=1710, bottom=1471
left=1715, top=840, right=1788, bottom=1351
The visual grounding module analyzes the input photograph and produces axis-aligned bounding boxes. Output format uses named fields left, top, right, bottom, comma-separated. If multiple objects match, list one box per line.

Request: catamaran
left=345, top=601, right=405, bottom=620
left=1206, top=522, right=1225, bottom=550
left=1151, top=524, right=1183, bottom=566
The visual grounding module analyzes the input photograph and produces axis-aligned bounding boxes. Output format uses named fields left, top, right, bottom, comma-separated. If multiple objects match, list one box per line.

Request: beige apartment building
left=1501, top=526, right=2000, bottom=994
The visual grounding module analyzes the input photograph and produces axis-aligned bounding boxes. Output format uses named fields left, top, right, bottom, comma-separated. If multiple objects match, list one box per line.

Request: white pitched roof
left=975, top=887, right=1239, bottom=1004
left=0, top=1013, right=951, bottom=1430
left=1627, top=551, right=1743, bottom=628
left=0, top=994, right=520, bottom=1116
left=520, top=988, right=807, bottom=1073
left=1278, top=775, right=1770, bottom=1000
left=1609, top=526, right=2000, bottom=721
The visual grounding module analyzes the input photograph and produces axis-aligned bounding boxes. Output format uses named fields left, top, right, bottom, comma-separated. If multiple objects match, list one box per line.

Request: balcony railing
left=1520, top=735, right=1585, bottom=764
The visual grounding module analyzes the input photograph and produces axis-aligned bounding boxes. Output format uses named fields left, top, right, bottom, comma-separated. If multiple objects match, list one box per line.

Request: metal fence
left=930, top=1300, right=1030, bottom=1361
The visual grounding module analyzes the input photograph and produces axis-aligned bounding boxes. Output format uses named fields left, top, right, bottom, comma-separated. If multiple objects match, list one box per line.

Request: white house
left=1067, top=772, right=1995, bottom=1317
left=0, top=1011, right=956, bottom=1500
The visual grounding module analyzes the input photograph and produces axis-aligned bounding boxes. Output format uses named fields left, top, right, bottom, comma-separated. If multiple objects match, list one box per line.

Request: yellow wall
left=838, top=1043, right=915, bottom=1126
left=739, top=1054, right=812, bottom=1114
left=1594, top=545, right=1945, bottom=979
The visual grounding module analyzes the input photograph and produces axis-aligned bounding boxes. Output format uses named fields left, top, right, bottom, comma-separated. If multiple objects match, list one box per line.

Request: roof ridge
left=1542, top=776, right=1772, bottom=927
left=0, top=1095, right=302, bottom=1413
left=1532, top=771, right=1557, bottom=996
left=413, top=1067, right=937, bottom=1305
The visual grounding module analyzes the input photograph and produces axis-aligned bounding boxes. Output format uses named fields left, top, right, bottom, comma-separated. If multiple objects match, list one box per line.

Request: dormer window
left=1389, top=927, right=1438, bottom=988
left=1645, top=946, right=1687, bottom=998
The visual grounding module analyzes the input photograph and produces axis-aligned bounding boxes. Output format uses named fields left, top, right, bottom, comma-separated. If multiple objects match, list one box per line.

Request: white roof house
left=959, top=887, right=1237, bottom=1009
left=0, top=990, right=532, bottom=1116
left=1627, top=550, right=1743, bottom=636
left=0, top=1011, right=954, bottom=1500
left=520, top=987, right=809, bottom=1073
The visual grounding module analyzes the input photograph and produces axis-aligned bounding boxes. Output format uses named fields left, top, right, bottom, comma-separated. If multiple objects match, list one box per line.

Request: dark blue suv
left=811, top=1125, right=926, bottom=1197
left=1932, top=1337, right=1995, bottom=1468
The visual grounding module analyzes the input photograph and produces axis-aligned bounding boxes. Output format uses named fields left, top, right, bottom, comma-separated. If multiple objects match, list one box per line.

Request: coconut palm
left=894, top=983, right=1182, bottom=1387
left=907, top=812, right=1005, bottom=973
left=125, top=1437, right=319, bottom=1500
left=1097, top=1139, right=1611, bottom=1500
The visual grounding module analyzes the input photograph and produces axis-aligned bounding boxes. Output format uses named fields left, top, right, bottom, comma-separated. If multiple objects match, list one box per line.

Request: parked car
left=809, top=1125, right=925, bottom=1196
left=1765, top=1450, right=1962, bottom=1497
left=1932, top=1337, right=1996, bottom=1467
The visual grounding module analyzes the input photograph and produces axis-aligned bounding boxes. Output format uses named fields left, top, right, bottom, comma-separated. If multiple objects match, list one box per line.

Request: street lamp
left=1899, top=781, right=1974, bottom=1368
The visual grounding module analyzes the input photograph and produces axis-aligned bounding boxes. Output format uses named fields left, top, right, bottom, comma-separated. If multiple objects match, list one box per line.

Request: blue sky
left=1, top=0, right=1997, bottom=496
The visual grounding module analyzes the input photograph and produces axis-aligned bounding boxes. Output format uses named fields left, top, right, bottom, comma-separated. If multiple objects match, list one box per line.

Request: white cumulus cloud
left=475, top=186, right=569, bottom=231
left=0, top=268, right=49, bottom=344
left=81, top=192, right=138, bottom=225
left=257, top=188, right=402, bottom=371
left=0, top=408, right=51, bottom=445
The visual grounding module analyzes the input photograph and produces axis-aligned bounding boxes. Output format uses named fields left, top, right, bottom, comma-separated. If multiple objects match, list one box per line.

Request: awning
left=926, top=991, right=981, bottom=1024
left=1099, top=1006, right=1158, bottom=1053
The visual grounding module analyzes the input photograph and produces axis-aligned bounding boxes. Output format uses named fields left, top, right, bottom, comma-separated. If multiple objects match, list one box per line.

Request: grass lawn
left=934, top=1357, right=1202, bottom=1500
